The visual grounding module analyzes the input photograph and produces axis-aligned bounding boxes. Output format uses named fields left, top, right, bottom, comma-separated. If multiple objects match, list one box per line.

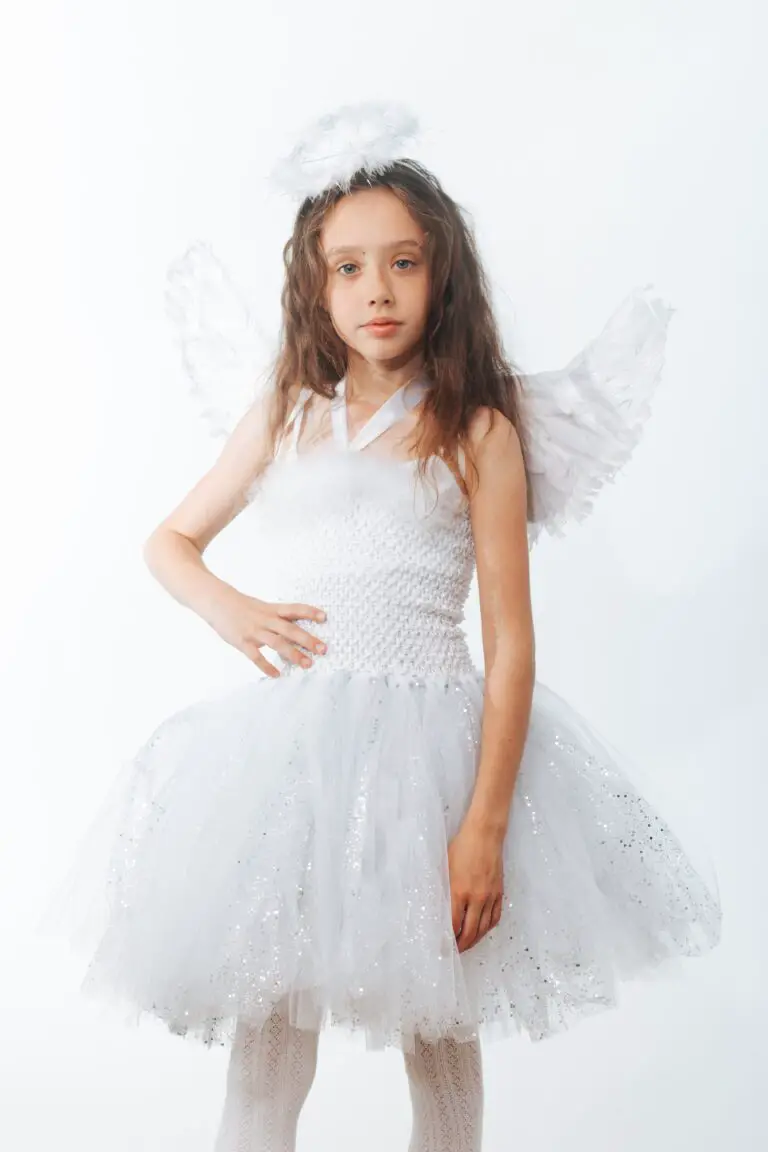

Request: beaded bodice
left=248, top=375, right=477, bottom=679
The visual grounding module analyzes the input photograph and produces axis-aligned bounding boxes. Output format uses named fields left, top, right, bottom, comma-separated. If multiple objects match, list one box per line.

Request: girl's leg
left=213, top=998, right=319, bottom=1152
left=403, top=1033, right=484, bottom=1152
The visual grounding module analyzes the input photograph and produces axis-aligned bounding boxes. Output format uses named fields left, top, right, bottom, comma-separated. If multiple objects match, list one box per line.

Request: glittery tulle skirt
left=37, top=667, right=721, bottom=1053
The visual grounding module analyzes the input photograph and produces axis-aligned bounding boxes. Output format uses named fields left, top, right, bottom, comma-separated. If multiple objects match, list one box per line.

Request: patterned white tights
left=213, top=1000, right=319, bottom=1152
left=403, top=1034, right=485, bottom=1152
left=213, top=1004, right=484, bottom=1152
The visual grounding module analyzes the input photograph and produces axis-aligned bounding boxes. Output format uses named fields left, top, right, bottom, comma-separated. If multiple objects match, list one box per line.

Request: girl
left=40, top=104, right=722, bottom=1152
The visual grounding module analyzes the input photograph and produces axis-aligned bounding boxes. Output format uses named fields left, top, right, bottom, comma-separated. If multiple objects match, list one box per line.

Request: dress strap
left=330, top=377, right=349, bottom=450
left=279, top=387, right=311, bottom=459
left=332, top=374, right=431, bottom=454
left=457, top=443, right=466, bottom=480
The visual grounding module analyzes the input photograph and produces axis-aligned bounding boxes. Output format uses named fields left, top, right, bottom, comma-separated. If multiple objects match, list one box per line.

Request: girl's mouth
left=364, top=321, right=402, bottom=336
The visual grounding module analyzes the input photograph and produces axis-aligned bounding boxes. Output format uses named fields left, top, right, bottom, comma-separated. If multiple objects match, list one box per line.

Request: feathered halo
left=268, top=100, right=420, bottom=202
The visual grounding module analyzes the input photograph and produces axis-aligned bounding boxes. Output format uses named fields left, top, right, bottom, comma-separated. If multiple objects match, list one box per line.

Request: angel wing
left=520, top=284, right=675, bottom=547
left=164, top=247, right=673, bottom=543
left=164, top=240, right=275, bottom=438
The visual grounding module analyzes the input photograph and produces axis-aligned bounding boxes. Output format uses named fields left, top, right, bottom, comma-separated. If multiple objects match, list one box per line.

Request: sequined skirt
left=37, top=668, right=721, bottom=1053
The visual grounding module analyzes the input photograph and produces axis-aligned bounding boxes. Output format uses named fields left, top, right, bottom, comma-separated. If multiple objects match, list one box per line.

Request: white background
left=2, top=1, right=764, bottom=1149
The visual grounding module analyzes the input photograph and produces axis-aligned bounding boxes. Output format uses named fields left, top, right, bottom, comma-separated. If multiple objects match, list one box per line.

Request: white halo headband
left=268, top=100, right=421, bottom=202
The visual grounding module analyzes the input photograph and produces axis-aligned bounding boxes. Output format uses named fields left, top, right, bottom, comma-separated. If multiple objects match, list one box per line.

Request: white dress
left=39, top=373, right=722, bottom=1055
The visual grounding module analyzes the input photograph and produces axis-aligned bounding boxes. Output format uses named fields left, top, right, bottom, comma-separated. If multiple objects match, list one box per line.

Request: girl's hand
left=209, top=589, right=327, bottom=677
left=447, top=815, right=505, bottom=953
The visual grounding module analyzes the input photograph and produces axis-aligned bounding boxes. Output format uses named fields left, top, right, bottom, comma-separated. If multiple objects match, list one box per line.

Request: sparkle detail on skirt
left=37, top=437, right=722, bottom=1053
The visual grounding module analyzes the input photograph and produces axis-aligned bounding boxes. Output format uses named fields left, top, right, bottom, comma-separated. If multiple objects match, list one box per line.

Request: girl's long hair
left=261, top=158, right=532, bottom=510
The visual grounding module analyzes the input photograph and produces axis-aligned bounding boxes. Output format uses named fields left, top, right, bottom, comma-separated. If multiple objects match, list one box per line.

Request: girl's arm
left=464, top=407, right=535, bottom=840
left=142, top=385, right=294, bottom=628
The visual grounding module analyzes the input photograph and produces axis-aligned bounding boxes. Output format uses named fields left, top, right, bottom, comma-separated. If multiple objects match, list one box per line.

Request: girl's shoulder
left=466, top=404, right=519, bottom=448
left=460, top=405, right=525, bottom=502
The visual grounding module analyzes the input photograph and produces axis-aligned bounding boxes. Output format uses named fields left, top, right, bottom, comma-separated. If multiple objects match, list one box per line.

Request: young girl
left=41, top=103, right=722, bottom=1152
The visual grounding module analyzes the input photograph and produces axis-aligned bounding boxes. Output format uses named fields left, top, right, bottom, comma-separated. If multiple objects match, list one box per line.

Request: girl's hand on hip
left=447, top=816, right=505, bottom=953
left=209, top=589, right=327, bottom=677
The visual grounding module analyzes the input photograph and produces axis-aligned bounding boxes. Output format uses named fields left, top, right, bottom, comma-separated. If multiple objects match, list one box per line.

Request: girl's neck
left=344, top=353, right=427, bottom=404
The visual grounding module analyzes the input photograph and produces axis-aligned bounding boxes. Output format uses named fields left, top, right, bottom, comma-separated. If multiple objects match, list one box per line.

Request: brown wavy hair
left=261, top=158, right=532, bottom=510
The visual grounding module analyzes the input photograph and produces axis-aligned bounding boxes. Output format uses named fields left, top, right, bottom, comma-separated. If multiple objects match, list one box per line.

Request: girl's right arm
left=142, top=387, right=327, bottom=678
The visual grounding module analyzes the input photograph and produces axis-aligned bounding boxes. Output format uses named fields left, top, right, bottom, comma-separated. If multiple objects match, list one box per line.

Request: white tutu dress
left=39, top=276, right=722, bottom=1055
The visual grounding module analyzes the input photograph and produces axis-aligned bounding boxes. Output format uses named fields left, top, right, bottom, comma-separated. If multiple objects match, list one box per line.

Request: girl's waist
left=271, top=614, right=475, bottom=679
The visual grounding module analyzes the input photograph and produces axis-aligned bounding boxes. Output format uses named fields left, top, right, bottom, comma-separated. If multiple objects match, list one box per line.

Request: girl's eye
left=336, top=259, right=416, bottom=276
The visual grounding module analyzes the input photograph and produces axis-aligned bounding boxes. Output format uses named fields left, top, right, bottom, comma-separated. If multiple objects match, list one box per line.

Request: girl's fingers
left=275, top=603, right=326, bottom=623
left=269, top=633, right=314, bottom=667
left=278, top=620, right=327, bottom=655
left=456, top=900, right=482, bottom=952
left=243, top=642, right=280, bottom=677
left=272, top=605, right=327, bottom=656
left=475, top=900, right=494, bottom=944
left=456, top=895, right=502, bottom=952
left=246, top=633, right=308, bottom=670
left=451, top=893, right=466, bottom=938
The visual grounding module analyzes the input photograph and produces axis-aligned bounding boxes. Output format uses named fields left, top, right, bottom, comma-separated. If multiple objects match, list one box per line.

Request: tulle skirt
left=38, top=667, right=721, bottom=1054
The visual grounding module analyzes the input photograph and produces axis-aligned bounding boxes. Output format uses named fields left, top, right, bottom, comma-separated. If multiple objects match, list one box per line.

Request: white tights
left=213, top=1000, right=484, bottom=1152
left=213, top=1002, right=319, bottom=1152
left=404, top=1032, right=484, bottom=1152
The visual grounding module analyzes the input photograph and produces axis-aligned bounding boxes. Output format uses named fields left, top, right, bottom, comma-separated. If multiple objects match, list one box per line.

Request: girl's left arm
left=464, top=407, right=535, bottom=841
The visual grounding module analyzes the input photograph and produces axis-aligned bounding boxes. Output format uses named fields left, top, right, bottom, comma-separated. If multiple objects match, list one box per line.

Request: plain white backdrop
left=2, top=0, right=764, bottom=1149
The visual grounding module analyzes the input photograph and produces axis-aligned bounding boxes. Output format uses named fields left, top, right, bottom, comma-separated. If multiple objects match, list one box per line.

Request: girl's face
left=320, top=186, right=431, bottom=369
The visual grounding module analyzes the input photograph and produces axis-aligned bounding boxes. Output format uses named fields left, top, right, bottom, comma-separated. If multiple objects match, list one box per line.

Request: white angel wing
left=164, top=241, right=274, bottom=438
left=164, top=248, right=673, bottom=544
left=520, top=284, right=675, bottom=547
